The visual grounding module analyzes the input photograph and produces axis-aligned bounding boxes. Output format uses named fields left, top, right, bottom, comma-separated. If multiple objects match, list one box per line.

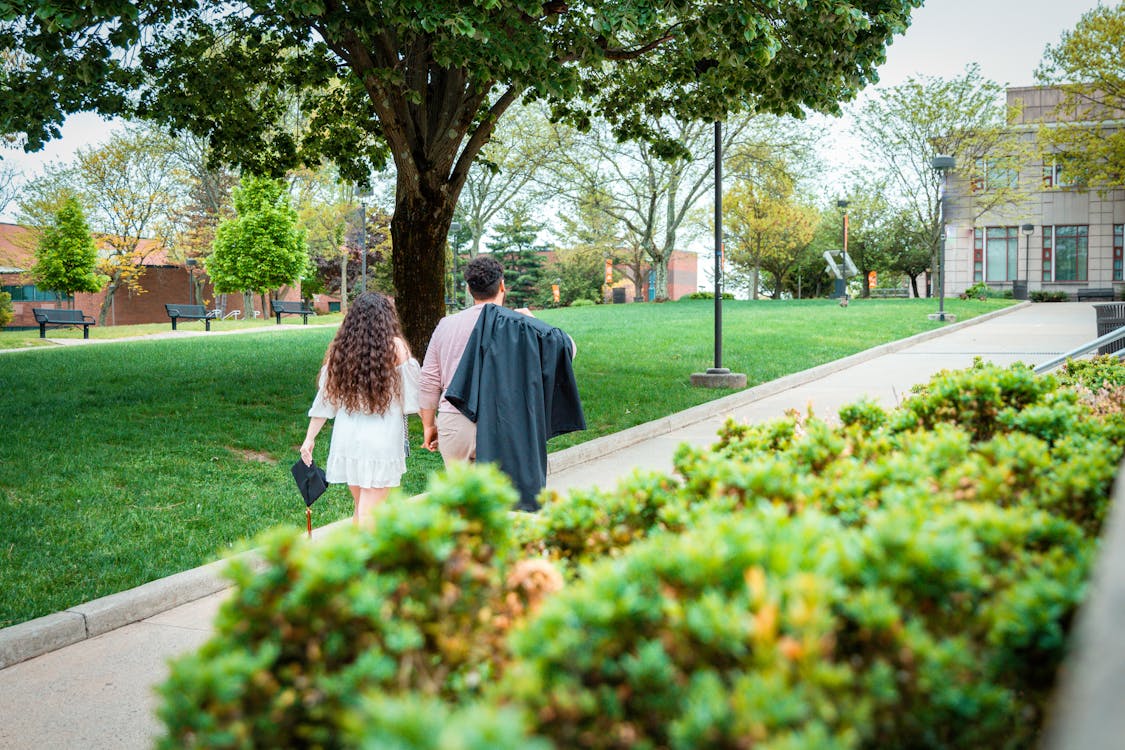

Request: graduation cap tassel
left=307, top=507, right=312, bottom=539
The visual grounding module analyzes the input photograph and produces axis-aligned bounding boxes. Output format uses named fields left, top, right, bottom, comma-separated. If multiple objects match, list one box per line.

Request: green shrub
left=158, top=358, right=1125, bottom=748
left=683, top=291, right=735, bottom=300
left=570, top=298, right=596, bottom=307
left=501, top=501, right=1091, bottom=749
left=157, top=463, right=543, bottom=748
left=0, top=291, right=11, bottom=329
left=1029, top=290, right=1070, bottom=302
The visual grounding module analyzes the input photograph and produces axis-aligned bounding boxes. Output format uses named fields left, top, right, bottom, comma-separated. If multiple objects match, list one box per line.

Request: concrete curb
left=0, top=303, right=1027, bottom=669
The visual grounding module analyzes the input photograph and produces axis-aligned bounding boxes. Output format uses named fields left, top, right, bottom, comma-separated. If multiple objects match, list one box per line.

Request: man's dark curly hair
left=464, top=254, right=504, bottom=299
left=320, top=291, right=405, bottom=414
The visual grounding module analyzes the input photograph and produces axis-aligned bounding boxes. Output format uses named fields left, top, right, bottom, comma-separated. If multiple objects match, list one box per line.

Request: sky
left=0, top=0, right=1111, bottom=223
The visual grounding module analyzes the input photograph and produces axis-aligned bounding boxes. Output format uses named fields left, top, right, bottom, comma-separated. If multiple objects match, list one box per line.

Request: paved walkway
left=0, top=301, right=1100, bottom=749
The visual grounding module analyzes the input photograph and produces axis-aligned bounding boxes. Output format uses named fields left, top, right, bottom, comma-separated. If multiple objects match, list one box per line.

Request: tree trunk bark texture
left=392, top=188, right=454, bottom=355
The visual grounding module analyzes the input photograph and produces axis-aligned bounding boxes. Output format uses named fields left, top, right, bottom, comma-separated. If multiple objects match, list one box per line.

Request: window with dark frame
left=1045, top=225, right=1088, bottom=282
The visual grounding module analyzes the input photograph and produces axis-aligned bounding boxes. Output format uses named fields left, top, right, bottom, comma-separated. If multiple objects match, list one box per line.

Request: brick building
left=0, top=222, right=302, bottom=329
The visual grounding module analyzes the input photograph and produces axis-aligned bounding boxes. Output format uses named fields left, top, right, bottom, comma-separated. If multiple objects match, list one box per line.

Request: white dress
left=308, top=359, right=421, bottom=488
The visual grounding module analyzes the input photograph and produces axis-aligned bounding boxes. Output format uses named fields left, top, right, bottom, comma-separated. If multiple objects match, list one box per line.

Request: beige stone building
left=942, top=86, right=1125, bottom=298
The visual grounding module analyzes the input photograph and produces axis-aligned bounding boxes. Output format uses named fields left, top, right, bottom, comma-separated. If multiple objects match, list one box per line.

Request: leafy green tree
left=208, top=175, right=308, bottom=317
left=544, top=245, right=605, bottom=306
left=545, top=117, right=751, bottom=300
left=460, top=103, right=562, bottom=260
left=725, top=177, right=818, bottom=299
left=79, top=125, right=186, bottom=324
left=30, top=195, right=105, bottom=304
left=885, top=206, right=932, bottom=297
left=0, top=0, right=923, bottom=351
left=850, top=65, right=1031, bottom=297
left=1036, top=3, right=1125, bottom=189
left=554, top=183, right=625, bottom=303
left=832, top=185, right=899, bottom=298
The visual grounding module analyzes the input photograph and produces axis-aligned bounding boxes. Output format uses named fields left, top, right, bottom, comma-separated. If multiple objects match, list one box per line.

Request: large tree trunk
left=392, top=186, right=456, bottom=355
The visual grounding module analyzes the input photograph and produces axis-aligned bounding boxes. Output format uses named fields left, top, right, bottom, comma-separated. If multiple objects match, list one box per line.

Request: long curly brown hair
left=320, top=292, right=406, bottom=414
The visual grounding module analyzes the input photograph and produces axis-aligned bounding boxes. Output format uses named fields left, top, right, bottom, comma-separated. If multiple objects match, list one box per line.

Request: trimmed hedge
left=158, top=358, right=1125, bottom=749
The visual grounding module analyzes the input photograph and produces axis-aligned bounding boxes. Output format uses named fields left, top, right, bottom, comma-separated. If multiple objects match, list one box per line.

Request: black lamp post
left=931, top=155, right=956, bottom=321
left=1022, top=223, right=1035, bottom=294
left=690, top=121, right=745, bottom=389
left=711, top=119, right=725, bottom=372
left=449, top=221, right=462, bottom=308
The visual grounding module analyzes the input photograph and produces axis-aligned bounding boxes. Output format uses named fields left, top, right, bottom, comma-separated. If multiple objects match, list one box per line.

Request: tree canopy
left=208, top=174, right=308, bottom=315
left=1, top=0, right=922, bottom=350
left=1036, top=3, right=1125, bottom=189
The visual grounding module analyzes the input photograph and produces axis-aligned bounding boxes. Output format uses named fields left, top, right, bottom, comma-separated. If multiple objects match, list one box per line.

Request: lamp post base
left=927, top=312, right=958, bottom=322
left=691, top=369, right=747, bottom=389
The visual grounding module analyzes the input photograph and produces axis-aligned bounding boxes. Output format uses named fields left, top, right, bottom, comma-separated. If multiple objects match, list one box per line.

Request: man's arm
left=420, top=407, right=438, bottom=451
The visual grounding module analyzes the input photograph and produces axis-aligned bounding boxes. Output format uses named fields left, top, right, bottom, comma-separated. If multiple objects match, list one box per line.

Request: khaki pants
left=437, top=410, right=476, bottom=465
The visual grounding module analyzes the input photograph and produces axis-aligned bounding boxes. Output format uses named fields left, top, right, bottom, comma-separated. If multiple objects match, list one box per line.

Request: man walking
left=419, top=254, right=583, bottom=509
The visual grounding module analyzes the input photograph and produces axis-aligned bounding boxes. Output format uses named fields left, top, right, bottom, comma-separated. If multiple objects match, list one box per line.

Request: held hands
left=422, top=424, right=439, bottom=452
left=300, top=438, right=315, bottom=466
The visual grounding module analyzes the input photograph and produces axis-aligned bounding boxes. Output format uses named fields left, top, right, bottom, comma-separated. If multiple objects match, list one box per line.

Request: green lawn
left=0, top=296, right=1014, bottom=627
left=0, top=312, right=344, bottom=350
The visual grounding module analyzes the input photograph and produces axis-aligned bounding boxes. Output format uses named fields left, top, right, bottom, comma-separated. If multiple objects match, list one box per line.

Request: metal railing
left=1033, top=325, right=1125, bottom=374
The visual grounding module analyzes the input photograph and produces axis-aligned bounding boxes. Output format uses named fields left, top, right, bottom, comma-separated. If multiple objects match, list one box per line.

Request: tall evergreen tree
left=490, top=205, right=546, bottom=309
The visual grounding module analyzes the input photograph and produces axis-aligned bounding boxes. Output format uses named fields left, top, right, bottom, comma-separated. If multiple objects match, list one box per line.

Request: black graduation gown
left=444, top=304, right=585, bottom=511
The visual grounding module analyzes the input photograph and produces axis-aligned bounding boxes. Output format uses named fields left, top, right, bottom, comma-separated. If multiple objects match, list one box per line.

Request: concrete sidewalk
left=0, top=301, right=1100, bottom=749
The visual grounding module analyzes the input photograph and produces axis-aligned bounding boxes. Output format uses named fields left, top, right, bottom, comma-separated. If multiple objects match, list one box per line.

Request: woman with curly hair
left=300, top=292, right=420, bottom=526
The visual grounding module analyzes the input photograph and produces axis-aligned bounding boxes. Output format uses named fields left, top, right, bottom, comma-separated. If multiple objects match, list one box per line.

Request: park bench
left=32, top=308, right=96, bottom=339
left=165, top=303, right=219, bottom=331
left=1077, top=287, right=1116, bottom=302
left=271, top=299, right=315, bottom=325
left=870, top=288, right=909, bottom=298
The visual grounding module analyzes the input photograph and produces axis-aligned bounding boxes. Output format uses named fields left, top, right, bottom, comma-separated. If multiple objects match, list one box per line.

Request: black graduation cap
left=291, top=458, right=328, bottom=538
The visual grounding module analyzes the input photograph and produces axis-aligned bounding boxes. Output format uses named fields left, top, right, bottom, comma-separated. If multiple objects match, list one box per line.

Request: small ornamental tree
left=0, top=291, right=12, bottom=329
left=30, top=196, right=104, bottom=306
left=207, top=175, right=308, bottom=317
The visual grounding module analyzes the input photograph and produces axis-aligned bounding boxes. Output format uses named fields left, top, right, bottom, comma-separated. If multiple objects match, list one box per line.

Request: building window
left=1041, top=230, right=1052, bottom=282
left=1, top=284, right=65, bottom=302
left=982, top=226, right=1018, bottom=282
left=1042, top=160, right=1079, bottom=189
left=1045, top=225, right=1088, bottom=281
left=1115, top=225, right=1124, bottom=282
left=972, top=158, right=1018, bottom=192
left=973, top=229, right=984, bottom=282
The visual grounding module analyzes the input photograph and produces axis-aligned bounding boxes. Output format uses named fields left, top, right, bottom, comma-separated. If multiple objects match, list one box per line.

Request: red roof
left=0, top=221, right=168, bottom=272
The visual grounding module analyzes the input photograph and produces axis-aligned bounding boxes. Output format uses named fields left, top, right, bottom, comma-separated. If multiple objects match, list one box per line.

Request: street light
left=1021, top=223, right=1035, bottom=299
left=690, top=120, right=746, bottom=389
left=449, top=221, right=462, bottom=308
left=931, top=155, right=956, bottom=321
